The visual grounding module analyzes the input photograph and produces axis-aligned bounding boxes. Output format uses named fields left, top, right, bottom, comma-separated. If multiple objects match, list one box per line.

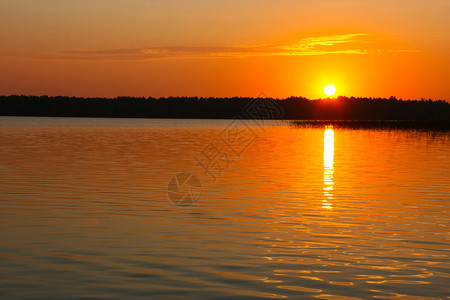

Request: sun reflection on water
left=323, top=126, right=334, bottom=209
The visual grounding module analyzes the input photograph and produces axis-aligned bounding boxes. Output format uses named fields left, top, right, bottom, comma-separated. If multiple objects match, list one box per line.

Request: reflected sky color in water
left=323, top=127, right=334, bottom=210
left=0, top=117, right=449, bottom=299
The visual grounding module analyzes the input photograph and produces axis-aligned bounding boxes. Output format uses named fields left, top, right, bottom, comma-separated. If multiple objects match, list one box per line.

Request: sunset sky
left=0, top=0, right=449, bottom=99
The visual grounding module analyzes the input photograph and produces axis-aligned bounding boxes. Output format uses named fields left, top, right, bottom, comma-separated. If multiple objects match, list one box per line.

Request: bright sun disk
left=324, top=84, right=337, bottom=97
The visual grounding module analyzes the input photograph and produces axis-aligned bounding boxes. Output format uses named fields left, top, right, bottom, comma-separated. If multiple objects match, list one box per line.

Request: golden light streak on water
left=323, top=126, right=334, bottom=209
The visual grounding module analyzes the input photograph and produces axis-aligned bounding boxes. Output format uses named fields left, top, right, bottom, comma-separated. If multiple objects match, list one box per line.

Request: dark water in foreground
left=0, top=117, right=449, bottom=299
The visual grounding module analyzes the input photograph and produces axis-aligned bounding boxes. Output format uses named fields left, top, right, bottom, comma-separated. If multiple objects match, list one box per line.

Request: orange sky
left=0, top=0, right=449, bottom=100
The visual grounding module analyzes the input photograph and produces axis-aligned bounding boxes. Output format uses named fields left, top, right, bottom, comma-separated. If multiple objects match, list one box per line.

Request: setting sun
left=324, top=84, right=337, bottom=97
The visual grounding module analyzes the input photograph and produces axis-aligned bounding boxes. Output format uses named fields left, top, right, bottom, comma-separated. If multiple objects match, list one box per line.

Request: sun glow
left=324, top=84, right=337, bottom=97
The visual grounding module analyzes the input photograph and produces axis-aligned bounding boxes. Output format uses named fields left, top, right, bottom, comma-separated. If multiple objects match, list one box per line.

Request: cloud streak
left=49, top=33, right=418, bottom=61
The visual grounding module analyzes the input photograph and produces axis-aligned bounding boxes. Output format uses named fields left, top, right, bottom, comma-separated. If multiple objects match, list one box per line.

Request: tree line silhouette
left=0, top=95, right=449, bottom=121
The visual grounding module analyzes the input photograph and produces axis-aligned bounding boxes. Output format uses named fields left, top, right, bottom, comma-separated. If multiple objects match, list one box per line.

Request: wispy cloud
left=277, top=33, right=366, bottom=51
left=47, top=33, right=418, bottom=61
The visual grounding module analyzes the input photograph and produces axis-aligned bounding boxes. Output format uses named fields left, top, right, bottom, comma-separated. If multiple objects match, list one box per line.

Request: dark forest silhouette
left=0, top=95, right=449, bottom=121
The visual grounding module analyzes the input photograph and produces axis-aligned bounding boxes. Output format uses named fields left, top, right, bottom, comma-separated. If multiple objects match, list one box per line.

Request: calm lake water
left=0, top=117, right=449, bottom=299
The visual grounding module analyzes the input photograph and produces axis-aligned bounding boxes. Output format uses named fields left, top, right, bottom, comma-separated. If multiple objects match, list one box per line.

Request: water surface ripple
left=0, top=117, right=449, bottom=299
